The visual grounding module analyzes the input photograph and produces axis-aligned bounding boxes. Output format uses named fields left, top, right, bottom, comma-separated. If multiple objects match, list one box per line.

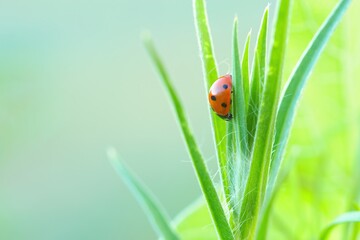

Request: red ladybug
left=208, top=74, right=233, bottom=121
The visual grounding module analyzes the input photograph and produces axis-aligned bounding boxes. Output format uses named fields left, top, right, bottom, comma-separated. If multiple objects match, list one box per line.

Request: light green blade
left=241, top=30, right=251, bottom=108
left=228, top=18, right=249, bottom=220
left=247, top=7, right=269, bottom=150
left=144, top=38, right=234, bottom=240
left=319, top=211, right=360, bottom=240
left=239, top=0, right=292, bottom=238
left=257, top=6, right=269, bottom=90
left=108, top=148, right=179, bottom=240
left=232, top=18, right=248, bottom=158
left=226, top=120, right=235, bottom=207
left=193, top=0, right=229, bottom=201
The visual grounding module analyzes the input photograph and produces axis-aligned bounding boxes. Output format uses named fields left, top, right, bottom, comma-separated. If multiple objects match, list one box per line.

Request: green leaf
left=107, top=148, right=179, bottom=240
left=268, top=0, right=351, bottom=200
left=193, top=0, right=229, bottom=201
left=247, top=7, right=269, bottom=150
left=239, top=0, right=292, bottom=238
left=247, top=51, right=261, bottom=149
left=232, top=18, right=248, bottom=158
left=241, top=30, right=251, bottom=108
left=226, top=120, right=235, bottom=207
left=144, top=37, right=234, bottom=240
left=226, top=18, right=249, bottom=220
left=173, top=198, right=218, bottom=240
left=257, top=6, right=269, bottom=90
left=319, top=211, right=360, bottom=240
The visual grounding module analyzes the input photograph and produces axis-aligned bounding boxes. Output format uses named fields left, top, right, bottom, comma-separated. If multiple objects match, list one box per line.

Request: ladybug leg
left=217, top=114, right=225, bottom=120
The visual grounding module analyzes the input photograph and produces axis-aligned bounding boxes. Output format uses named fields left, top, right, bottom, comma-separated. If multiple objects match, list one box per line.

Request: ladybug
left=208, top=74, right=233, bottom=121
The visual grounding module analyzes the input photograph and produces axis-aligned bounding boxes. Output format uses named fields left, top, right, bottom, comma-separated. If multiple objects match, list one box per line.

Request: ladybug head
left=218, top=113, right=233, bottom=121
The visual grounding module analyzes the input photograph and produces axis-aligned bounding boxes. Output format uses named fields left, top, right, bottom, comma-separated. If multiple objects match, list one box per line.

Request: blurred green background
left=0, top=0, right=359, bottom=239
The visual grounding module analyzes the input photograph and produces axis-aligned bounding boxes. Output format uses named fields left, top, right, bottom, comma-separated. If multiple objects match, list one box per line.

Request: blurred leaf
left=193, top=0, right=229, bottom=200
left=353, top=128, right=360, bottom=203
left=260, top=1, right=351, bottom=238
left=348, top=131, right=360, bottom=239
left=264, top=0, right=357, bottom=238
left=269, top=0, right=351, bottom=200
left=319, top=211, right=360, bottom=240
left=239, top=0, right=292, bottom=238
left=173, top=198, right=218, bottom=240
left=108, top=149, right=179, bottom=240
left=144, top=37, right=234, bottom=240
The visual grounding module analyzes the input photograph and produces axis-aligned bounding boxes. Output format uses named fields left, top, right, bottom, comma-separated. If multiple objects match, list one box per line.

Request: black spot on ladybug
left=221, top=103, right=227, bottom=108
left=211, top=95, right=216, bottom=101
left=223, top=84, right=228, bottom=89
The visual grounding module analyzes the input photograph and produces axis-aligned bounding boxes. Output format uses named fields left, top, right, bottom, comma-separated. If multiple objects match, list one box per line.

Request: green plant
left=109, top=0, right=358, bottom=239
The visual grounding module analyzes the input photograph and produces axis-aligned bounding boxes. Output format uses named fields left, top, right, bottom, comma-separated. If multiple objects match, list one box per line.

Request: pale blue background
left=0, top=0, right=280, bottom=239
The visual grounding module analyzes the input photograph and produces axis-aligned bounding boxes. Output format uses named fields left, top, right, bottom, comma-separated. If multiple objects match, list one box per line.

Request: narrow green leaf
left=247, top=50, right=261, bottom=148
left=241, top=30, right=251, bottom=108
left=144, top=38, right=234, bottom=240
left=193, top=0, right=229, bottom=202
left=257, top=6, right=269, bottom=89
left=320, top=211, right=360, bottom=240
left=226, top=121, right=235, bottom=207
left=232, top=18, right=248, bottom=158
left=239, top=0, right=292, bottom=239
left=247, top=7, right=269, bottom=150
left=256, top=191, right=274, bottom=240
left=107, top=148, right=179, bottom=240
left=268, top=0, right=351, bottom=200
left=226, top=18, right=249, bottom=221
